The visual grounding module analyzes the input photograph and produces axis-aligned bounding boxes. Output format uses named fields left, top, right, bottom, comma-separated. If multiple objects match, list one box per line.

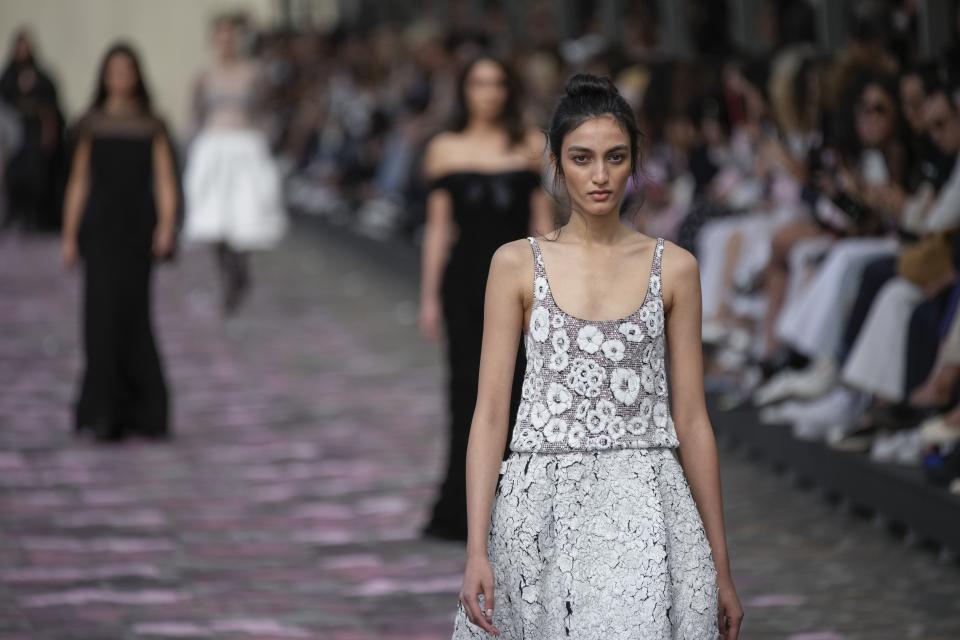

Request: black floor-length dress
left=74, top=111, right=170, bottom=440
left=424, top=169, right=540, bottom=540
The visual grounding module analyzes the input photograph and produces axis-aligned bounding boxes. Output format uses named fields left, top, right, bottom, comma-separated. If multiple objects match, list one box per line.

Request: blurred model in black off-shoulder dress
left=419, top=55, right=552, bottom=540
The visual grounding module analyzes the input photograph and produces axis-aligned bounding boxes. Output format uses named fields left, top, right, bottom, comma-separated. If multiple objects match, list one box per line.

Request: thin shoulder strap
left=649, top=238, right=665, bottom=298
left=527, top=237, right=546, bottom=276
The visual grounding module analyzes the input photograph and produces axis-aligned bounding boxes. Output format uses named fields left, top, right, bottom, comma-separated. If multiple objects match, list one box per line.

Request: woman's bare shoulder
left=661, top=240, right=698, bottom=276
left=492, top=238, right=534, bottom=270
left=424, top=131, right=466, bottom=177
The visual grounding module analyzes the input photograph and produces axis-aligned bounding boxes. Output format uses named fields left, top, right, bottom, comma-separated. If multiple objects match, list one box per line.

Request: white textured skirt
left=184, top=129, right=287, bottom=250
left=452, top=448, right=718, bottom=639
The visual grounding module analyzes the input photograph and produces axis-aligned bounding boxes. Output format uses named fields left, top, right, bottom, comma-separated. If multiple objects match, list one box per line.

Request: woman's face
left=104, top=53, right=138, bottom=100
left=899, top=74, right=926, bottom=133
left=14, top=35, right=31, bottom=63
left=557, top=115, right=633, bottom=218
left=213, top=22, right=236, bottom=57
left=855, top=84, right=896, bottom=147
left=464, top=59, right=508, bottom=123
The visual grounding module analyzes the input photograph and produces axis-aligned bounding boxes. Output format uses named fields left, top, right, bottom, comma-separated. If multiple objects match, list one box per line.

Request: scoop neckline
left=532, top=236, right=660, bottom=325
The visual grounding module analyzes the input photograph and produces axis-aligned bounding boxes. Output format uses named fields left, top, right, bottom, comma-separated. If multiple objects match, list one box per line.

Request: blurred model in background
left=62, top=43, right=177, bottom=442
left=184, top=14, right=287, bottom=315
left=419, top=55, right=552, bottom=541
left=1, top=29, right=65, bottom=231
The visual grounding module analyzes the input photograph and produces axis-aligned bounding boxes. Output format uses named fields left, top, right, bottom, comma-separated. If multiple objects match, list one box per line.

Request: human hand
left=62, top=236, right=78, bottom=270
left=717, top=575, right=744, bottom=639
left=459, top=553, right=499, bottom=635
left=419, top=297, right=443, bottom=342
left=153, top=226, right=174, bottom=259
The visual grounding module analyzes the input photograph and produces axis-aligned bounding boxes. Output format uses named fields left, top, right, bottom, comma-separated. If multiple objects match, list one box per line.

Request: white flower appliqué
left=567, top=422, right=586, bottom=448
left=530, top=402, right=551, bottom=428
left=644, top=303, right=663, bottom=337
left=546, top=382, right=573, bottom=415
left=544, top=417, right=568, bottom=444
left=608, top=416, right=626, bottom=440
left=530, top=306, right=550, bottom=342
left=611, top=367, right=641, bottom=405
left=575, top=399, right=590, bottom=421
left=649, top=273, right=661, bottom=296
left=566, top=357, right=606, bottom=397
left=656, top=367, right=668, bottom=396
left=548, top=351, right=569, bottom=372
left=653, top=400, right=669, bottom=429
left=601, top=339, right=626, bottom=362
left=534, top=276, right=549, bottom=300
left=585, top=408, right=607, bottom=434
left=626, top=415, right=648, bottom=435
left=618, top=322, right=645, bottom=343
left=551, top=313, right=565, bottom=329
left=576, top=325, right=604, bottom=354
left=640, top=365, right=656, bottom=394
left=512, top=426, right=543, bottom=451
left=516, top=401, right=530, bottom=422
left=551, top=329, right=570, bottom=353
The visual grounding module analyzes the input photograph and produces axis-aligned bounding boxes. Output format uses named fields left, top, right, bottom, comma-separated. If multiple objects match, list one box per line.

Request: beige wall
left=0, top=0, right=280, bottom=140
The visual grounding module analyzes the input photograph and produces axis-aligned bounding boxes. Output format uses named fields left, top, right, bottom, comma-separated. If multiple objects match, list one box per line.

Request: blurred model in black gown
left=61, top=43, right=178, bottom=442
left=419, top=55, right=552, bottom=540
left=0, top=29, right=65, bottom=231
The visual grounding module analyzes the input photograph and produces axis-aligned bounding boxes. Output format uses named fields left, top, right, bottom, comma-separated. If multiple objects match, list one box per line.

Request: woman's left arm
left=152, top=127, right=178, bottom=258
left=662, top=242, right=743, bottom=639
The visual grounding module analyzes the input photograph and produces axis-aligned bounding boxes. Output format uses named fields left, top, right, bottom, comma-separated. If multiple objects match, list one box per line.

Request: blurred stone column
left=918, top=0, right=954, bottom=57
left=658, top=0, right=690, bottom=56
left=815, top=0, right=848, bottom=53
left=730, top=0, right=765, bottom=53
left=600, top=0, right=623, bottom=44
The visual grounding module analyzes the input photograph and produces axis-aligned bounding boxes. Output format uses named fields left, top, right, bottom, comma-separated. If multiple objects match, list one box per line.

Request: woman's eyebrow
left=566, top=144, right=629, bottom=153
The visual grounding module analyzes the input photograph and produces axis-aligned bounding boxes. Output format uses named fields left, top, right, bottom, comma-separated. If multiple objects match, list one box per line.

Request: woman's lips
left=588, top=190, right=612, bottom=201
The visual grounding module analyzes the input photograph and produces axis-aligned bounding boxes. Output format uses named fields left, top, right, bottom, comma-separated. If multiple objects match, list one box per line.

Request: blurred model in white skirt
left=184, top=14, right=287, bottom=314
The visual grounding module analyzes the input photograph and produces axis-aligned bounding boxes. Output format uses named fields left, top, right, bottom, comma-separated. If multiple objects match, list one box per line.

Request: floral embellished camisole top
left=510, top=236, right=679, bottom=454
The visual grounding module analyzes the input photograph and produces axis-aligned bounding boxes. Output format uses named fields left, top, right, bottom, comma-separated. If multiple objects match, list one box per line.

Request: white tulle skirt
left=184, top=129, right=287, bottom=250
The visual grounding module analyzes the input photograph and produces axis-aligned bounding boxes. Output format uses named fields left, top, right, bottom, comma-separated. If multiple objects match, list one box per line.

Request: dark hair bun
left=564, top=74, right=619, bottom=100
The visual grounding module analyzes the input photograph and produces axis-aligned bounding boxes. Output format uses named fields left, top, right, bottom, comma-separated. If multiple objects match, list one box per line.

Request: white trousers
left=698, top=211, right=793, bottom=319
left=776, top=237, right=898, bottom=359
left=842, top=277, right=924, bottom=401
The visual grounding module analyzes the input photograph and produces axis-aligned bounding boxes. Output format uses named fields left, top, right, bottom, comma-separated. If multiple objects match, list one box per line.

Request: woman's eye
left=573, top=155, right=588, bottom=164
left=608, top=153, right=624, bottom=163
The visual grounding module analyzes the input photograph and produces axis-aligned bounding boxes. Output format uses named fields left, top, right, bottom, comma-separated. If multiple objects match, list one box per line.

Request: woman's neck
left=463, top=118, right=503, bottom=138
left=563, top=208, right=629, bottom=245
left=103, top=96, right=138, bottom=115
left=215, top=52, right=239, bottom=67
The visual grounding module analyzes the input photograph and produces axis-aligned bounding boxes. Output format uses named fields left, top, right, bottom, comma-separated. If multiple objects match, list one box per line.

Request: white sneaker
left=793, top=419, right=836, bottom=441
left=894, top=430, right=926, bottom=466
left=759, top=400, right=808, bottom=425
left=789, top=388, right=866, bottom=442
left=753, top=358, right=838, bottom=406
left=919, top=415, right=960, bottom=446
left=870, top=429, right=925, bottom=466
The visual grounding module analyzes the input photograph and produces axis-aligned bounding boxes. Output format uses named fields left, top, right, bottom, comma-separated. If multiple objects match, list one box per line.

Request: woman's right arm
left=419, top=136, right=455, bottom=341
left=61, top=135, right=91, bottom=269
left=459, top=241, right=528, bottom=636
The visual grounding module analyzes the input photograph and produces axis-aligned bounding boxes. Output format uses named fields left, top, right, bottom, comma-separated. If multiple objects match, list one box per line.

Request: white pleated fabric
left=842, top=277, right=924, bottom=401
left=776, top=237, right=897, bottom=359
left=184, top=129, right=287, bottom=250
